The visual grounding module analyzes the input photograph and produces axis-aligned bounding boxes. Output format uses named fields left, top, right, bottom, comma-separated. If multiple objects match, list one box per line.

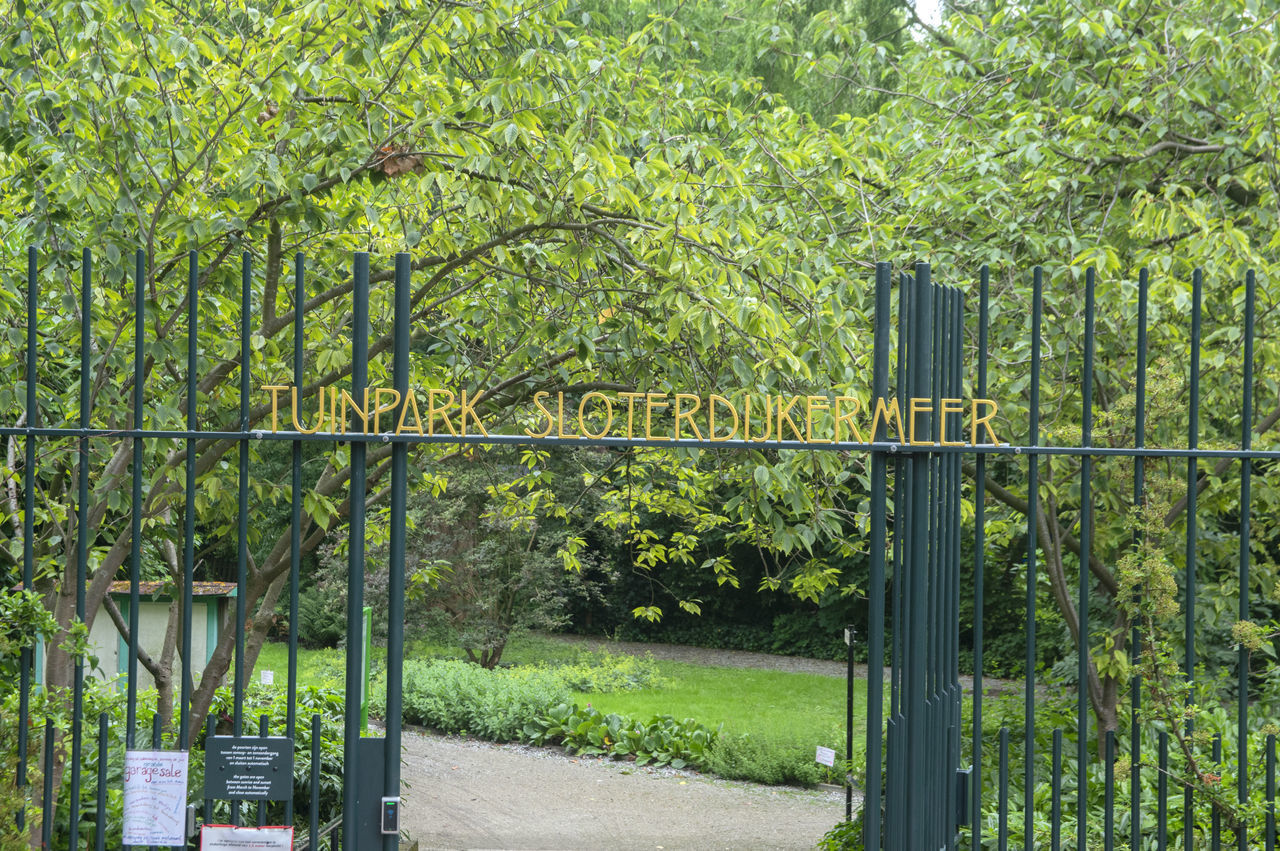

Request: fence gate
left=6, top=247, right=1279, bottom=849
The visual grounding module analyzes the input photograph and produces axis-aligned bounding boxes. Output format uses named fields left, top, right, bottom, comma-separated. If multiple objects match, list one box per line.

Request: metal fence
left=4, top=248, right=1277, bottom=848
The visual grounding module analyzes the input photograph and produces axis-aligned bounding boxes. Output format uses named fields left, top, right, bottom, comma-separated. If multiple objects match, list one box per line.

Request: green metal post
left=1078, top=267, right=1096, bottom=851
left=232, top=252, right=251, bottom=826
left=95, top=712, right=108, bottom=851
left=18, top=247, right=36, bottom=832
left=1105, top=730, right=1115, bottom=851
left=128, top=249, right=145, bottom=755
left=1132, top=267, right=1149, bottom=850
left=71, top=248, right=91, bottom=840
left=972, top=265, right=989, bottom=850
left=904, top=263, right=932, bottom=849
left=1185, top=268, right=1203, bottom=851
left=311, top=713, right=322, bottom=850
left=865, top=260, right=889, bottom=847
left=1159, top=731, right=1169, bottom=851
left=1239, top=269, right=1256, bottom=850
left=1051, top=727, right=1062, bottom=848
left=998, top=726, right=1009, bottom=851
left=1024, top=266, right=1043, bottom=851
left=343, top=252, right=371, bottom=845
left=287, top=253, right=305, bottom=825
left=385, top=252, right=411, bottom=850
left=181, top=250, right=198, bottom=751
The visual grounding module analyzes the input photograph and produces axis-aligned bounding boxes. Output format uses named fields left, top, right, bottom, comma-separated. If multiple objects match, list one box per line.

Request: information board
left=204, top=736, right=294, bottom=801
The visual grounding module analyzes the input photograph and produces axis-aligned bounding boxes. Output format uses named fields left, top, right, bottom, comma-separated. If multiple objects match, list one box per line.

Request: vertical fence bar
left=1238, top=269, right=1256, bottom=851
left=951, top=286, right=964, bottom=850
left=95, top=712, right=108, bottom=851
left=865, top=261, right=890, bottom=848
left=18, top=247, right=36, bottom=834
left=311, top=713, right=322, bottom=850
left=1158, top=730, right=1169, bottom=851
left=181, top=250, right=198, bottom=753
left=998, top=726, right=1009, bottom=851
left=887, top=270, right=911, bottom=851
left=204, top=716, right=215, bottom=830
left=1051, top=727, right=1063, bottom=849
left=1212, top=734, right=1222, bottom=850
left=1105, top=729, right=1116, bottom=851
left=384, top=252, right=412, bottom=851
left=1184, top=268, right=1203, bottom=851
left=1268, top=733, right=1276, bottom=851
left=1078, top=266, right=1095, bottom=851
left=287, top=253, right=305, bottom=826
left=258, top=714, right=269, bottom=826
left=927, top=279, right=942, bottom=849
left=342, top=253, right=371, bottom=845
left=71, top=248, right=92, bottom=845
left=232, top=252, right=252, bottom=825
left=41, top=718, right=54, bottom=847
left=151, top=715, right=161, bottom=851
left=972, top=265, right=989, bottom=850
left=1131, top=267, right=1150, bottom=851
left=128, top=250, right=145, bottom=760
left=1024, top=266, right=1043, bottom=851
left=903, top=263, right=932, bottom=850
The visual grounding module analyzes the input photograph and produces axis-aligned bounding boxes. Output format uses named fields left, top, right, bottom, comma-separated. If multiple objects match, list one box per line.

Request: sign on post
left=204, top=736, right=294, bottom=801
left=199, top=824, right=293, bottom=850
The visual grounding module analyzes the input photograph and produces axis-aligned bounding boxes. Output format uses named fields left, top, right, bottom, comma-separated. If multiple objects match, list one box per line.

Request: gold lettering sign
left=259, top=386, right=1003, bottom=446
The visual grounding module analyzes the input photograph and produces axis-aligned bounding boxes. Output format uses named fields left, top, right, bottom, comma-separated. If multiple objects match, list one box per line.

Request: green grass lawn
left=256, top=634, right=865, bottom=755
left=572, top=661, right=864, bottom=753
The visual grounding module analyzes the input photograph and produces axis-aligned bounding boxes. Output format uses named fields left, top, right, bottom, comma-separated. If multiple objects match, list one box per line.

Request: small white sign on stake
left=123, top=749, right=189, bottom=846
left=815, top=745, right=837, bottom=767
left=259, top=668, right=274, bottom=685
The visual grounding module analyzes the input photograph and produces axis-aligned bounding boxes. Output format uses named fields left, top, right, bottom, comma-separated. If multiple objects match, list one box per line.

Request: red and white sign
left=200, top=824, right=294, bottom=850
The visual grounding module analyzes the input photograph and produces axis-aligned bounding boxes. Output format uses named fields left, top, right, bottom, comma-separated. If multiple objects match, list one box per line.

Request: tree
left=0, top=1, right=884, bottom=829
left=809, top=0, right=1280, bottom=744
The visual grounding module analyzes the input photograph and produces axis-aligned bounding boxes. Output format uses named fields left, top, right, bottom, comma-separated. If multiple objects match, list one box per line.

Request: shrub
left=523, top=702, right=717, bottom=769
left=817, top=819, right=862, bottom=851
left=705, top=732, right=822, bottom=786
left=400, top=659, right=569, bottom=740
left=295, top=585, right=347, bottom=649
left=544, top=651, right=669, bottom=693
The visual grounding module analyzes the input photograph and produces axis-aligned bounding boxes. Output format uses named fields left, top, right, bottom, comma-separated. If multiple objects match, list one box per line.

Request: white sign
left=815, top=746, right=837, bottom=767
left=123, top=749, right=189, bottom=846
left=200, top=824, right=294, bottom=850
left=259, top=669, right=274, bottom=685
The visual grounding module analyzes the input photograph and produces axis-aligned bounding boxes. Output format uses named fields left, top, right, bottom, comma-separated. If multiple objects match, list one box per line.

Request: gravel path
left=395, top=635, right=1011, bottom=849
left=399, top=728, right=847, bottom=850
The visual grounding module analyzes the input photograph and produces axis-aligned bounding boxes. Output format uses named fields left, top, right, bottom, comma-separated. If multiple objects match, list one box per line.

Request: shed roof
left=107, top=581, right=237, bottom=597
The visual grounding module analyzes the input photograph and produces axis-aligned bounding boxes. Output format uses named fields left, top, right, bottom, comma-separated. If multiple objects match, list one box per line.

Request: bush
left=295, top=585, right=347, bottom=649
left=542, top=651, right=669, bottom=693
left=817, top=819, right=863, bottom=851
left=523, top=702, right=717, bottom=769
left=400, top=659, right=569, bottom=740
left=705, top=732, right=822, bottom=786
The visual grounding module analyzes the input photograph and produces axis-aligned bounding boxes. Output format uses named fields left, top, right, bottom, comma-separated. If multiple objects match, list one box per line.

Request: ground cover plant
left=278, top=634, right=859, bottom=786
